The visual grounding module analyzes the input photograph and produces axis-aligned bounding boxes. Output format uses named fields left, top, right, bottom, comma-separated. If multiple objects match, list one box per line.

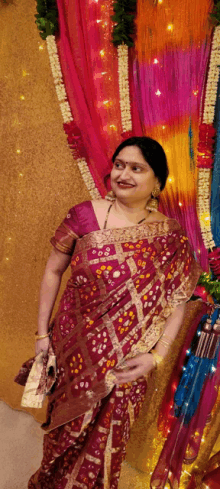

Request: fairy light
left=211, top=365, right=217, bottom=372
left=39, top=45, right=44, bottom=51
left=153, top=58, right=159, bottom=64
left=20, top=95, right=25, bottom=100
left=101, top=71, right=107, bottom=75
left=19, top=173, right=23, bottom=177
left=22, top=70, right=29, bottom=77
left=100, top=49, right=105, bottom=57
left=5, top=257, right=9, bottom=262
left=193, top=90, right=199, bottom=96
left=162, top=125, right=166, bottom=129
left=155, top=89, right=161, bottom=96
left=168, top=176, right=174, bottom=183
left=178, top=202, right=183, bottom=206
left=158, top=0, right=163, bottom=3
left=16, top=149, right=21, bottom=154
left=109, top=124, right=117, bottom=130
left=167, top=24, right=174, bottom=32
left=96, top=19, right=101, bottom=23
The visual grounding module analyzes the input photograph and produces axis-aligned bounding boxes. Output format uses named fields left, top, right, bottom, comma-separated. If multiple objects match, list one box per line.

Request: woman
left=25, top=136, right=202, bottom=489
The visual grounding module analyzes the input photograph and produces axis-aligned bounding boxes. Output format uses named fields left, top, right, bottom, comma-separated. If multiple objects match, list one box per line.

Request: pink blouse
left=50, top=201, right=100, bottom=255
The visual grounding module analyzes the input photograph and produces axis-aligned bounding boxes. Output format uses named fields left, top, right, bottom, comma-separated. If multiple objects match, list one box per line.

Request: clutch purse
left=14, top=345, right=57, bottom=409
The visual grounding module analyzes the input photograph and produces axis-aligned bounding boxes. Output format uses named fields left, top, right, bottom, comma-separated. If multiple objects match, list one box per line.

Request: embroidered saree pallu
left=43, top=217, right=202, bottom=433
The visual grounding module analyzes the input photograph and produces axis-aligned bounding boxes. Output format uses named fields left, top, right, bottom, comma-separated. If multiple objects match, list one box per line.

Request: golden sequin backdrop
left=0, top=1, right=219, bottom=487
left=0, top=0, right=89, bottom=422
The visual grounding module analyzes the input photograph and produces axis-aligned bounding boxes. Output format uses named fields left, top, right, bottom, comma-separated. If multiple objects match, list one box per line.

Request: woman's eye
left=114, top=162, right=123, bottom=169
left=133, top=166, right=142, bottom=172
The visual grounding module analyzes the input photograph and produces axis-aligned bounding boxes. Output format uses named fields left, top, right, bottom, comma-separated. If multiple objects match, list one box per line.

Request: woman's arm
left=37, top=248, right=71, bottom=335
left=153, top=302, right=186, bottom=358
left=114, top=302, right=186, bottom=384
left=35, top=248, right=71, bottom=355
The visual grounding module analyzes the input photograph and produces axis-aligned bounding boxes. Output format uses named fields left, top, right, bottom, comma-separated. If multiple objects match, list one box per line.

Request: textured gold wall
left=0, top=0, right=89, bottom=422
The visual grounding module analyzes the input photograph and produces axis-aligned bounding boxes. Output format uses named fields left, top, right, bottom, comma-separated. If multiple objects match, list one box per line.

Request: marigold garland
left=46, top=35, right=100, bottom=199
left=197, top=26, right=220, bottom=252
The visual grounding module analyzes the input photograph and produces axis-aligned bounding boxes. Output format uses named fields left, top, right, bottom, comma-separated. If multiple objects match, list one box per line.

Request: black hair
left=112, top=136, right=169, bottom=191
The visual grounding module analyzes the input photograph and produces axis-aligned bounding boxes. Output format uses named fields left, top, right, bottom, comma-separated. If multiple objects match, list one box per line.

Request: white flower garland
left=46, top=35, right=100, bottom=198
left=203, top=26, right=220, bottom=125
left=197, top=26, right=220, bottom=250
left=117, top=44, right=132, bottom=132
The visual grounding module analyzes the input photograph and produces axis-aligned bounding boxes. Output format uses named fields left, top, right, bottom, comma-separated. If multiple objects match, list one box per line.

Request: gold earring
left=145, top=182, right=160, bottom=211
left=105, top=190, right=116, bottom=201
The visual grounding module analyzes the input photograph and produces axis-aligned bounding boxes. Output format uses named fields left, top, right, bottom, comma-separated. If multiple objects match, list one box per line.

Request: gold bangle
left=150, top=349, right=164, bottom=367
left=158, top=337, right=171, bottom=349
left=35, top=332, right=50, bottom=341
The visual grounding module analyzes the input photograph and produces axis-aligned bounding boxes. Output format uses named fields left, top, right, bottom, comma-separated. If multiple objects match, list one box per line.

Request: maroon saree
left=21, top=201, right=202, bottom=489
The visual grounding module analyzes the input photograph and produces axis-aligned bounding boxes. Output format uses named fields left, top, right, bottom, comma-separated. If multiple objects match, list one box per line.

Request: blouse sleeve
left=50, top=207, right=80, bottom=255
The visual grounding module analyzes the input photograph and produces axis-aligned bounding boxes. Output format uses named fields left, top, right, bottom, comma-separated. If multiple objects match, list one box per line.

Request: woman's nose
left=120, top=165, right=131, bottom=180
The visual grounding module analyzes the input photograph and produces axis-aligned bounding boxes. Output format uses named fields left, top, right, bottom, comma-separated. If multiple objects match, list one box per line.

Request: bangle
left=150, top=349, right=164, bottom=367
left=158, top=337, right=171, bottom=349
left=35, top=332, right=50, bottom=341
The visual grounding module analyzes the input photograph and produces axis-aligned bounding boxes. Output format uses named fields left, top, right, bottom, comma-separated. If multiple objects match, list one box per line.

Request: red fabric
left=28, top=379, right=147, bottom=489
left=202, top=467, right=220, bottom=488
left=56, top=0, right=123, bottom=196
left=40, top=214, right=202, bottom=433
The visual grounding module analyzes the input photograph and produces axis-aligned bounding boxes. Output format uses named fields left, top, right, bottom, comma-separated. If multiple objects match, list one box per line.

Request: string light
left=193, top=90, right=199, bottom=96
left=109, top=124, right=117, bottom=131
left=158, top=0, right=163, bottom=3
left=22, top=70, right=29, bottom=77
left=19, top=173, right=23, bottom=177
left=167, top=24, right=174, bottom=32
left=155, top=89, right=161, bottom=96
left=5, top=257, right=9, bottom=262
left=96, top=19, right=101, bottom=23
left=153, top=58, right=159, bottom=64
left=39, top=45, right=44, bottom=51
left=101, top=72, right=107, bottom=75
left=100, top=49, right=105, bottom=57
left=20, top=95, right=25, bottom=100
left=178, top=202, right=183, bottom=206
left=16, top=149, right=21, bottom=154
left=162, top=125, right=166, bottom=129
left=168, top=176, right=174, bottom=183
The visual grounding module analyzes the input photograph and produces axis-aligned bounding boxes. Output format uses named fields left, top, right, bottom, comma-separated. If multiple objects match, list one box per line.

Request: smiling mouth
left=117, top=182, right=135, bottom=188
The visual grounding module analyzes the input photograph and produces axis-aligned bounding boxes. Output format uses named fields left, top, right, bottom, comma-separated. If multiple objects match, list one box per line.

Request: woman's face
left=111, top=145, right=158, bottom=205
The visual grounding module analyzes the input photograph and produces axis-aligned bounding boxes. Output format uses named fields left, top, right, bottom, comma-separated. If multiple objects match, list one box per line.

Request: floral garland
left=46, top=35, right=100, bottom=199
left=196, top=26, right=220, bottom=252
left=117, top=44, right=132, bottom=134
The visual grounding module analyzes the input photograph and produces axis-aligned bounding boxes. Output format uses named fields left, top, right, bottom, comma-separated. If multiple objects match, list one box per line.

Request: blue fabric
left=211, top=76, right=220, bottom=246
left=174, top=311, right=220, bottom=424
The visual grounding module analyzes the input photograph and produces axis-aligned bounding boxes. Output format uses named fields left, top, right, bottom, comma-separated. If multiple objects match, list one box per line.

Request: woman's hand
left=113, top=352, right=155, bottom=385
left=35, top=336, right=50, bottom=356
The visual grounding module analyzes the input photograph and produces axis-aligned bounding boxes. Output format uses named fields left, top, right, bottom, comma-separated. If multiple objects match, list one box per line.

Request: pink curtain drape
left=56, top=0, right=211, bottom=270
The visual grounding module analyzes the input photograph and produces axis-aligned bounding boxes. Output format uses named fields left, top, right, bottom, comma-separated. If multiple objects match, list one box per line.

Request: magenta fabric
left=56, top=0, right=123, bottom=196
left=63, top=201, right=100, bottom=236
left=131, top=45, right=210, bottom=270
